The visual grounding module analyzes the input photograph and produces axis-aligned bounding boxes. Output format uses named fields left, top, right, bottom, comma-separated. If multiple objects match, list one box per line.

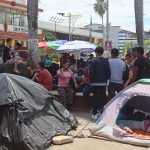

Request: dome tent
left=91, top=79, right=150, bottom=147
left=0, top=73, right=77, bottom=150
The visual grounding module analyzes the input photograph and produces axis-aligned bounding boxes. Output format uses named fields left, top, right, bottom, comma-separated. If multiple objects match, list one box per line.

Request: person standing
left=132, top=47, right=145, bottom=82
left=3, top=38, right=12, bottom=63
left=108, top=48, right=126, bottom=98
left=57, top=61, right=78, bottom=108
left=89, top=47, right=111, bottom=118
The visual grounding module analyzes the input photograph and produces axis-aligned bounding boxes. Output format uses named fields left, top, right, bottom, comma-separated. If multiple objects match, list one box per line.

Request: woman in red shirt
left=33, top=62, right=52, bottom=91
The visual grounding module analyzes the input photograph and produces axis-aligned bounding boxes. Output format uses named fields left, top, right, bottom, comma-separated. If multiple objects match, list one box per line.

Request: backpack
left=142, top=59, right=150, bottom=78
left=122, top=63, right=129, bottom=83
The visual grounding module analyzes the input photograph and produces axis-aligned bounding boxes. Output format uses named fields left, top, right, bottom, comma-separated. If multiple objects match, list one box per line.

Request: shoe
left=92, top=113, right=100, bottom=121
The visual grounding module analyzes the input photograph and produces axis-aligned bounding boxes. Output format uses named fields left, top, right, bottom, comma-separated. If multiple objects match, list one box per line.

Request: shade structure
left=39, top=41, right=48, bottom=49
left=57, top=40, right=97, bottom=53
left=47, top=41, right=59, bottom=49
left=39, top=41, right=59, bottom=49
left=54, top=40, right=68, bottom=46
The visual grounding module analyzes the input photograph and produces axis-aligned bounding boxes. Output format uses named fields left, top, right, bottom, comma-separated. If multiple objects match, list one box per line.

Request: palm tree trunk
left=27, top=0, right=40, bottom=66
left=134, top=0, right=144, bottom=47
left=102, top=16, right=105, bottom=47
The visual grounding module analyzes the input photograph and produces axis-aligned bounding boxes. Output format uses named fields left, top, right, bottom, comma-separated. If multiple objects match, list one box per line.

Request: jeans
left=83, top=85, right=93, bottom=108
left=108, top=82, right=124, bottom=98
left=92, top=86, right=106, bottom=115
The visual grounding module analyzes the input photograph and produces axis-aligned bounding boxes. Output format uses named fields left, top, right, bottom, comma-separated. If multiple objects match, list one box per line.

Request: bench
left=50, top=90, right=110, bottom=110
left=50, top=90, right=90, bottom=110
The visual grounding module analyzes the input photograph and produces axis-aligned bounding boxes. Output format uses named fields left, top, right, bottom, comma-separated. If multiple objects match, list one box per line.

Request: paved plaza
left=51, top=111, right=147, bottom=150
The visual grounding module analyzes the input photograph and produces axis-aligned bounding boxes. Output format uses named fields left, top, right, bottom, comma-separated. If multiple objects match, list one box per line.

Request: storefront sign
left=13, top=27, right=28, bottom=33
left=105, top=41, right=112, bottom=49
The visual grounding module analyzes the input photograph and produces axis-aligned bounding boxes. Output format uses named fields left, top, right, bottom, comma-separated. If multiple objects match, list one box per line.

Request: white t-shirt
left=109, top=58, right=126, bottom=84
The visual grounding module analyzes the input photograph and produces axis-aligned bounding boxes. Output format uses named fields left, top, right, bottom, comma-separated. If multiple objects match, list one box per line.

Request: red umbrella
left=39, top=41, right=48, bottom=49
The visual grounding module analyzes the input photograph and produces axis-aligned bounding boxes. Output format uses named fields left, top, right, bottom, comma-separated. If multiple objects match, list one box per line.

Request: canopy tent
left=54, top=40, right=68, bottom=46
left=91, top=79, right=150, bottom=147
left=57, top=40, right=97, bottom=53
left=39, top=41, right=59, bottom=51
left=0, top=73, right=77, bottom=150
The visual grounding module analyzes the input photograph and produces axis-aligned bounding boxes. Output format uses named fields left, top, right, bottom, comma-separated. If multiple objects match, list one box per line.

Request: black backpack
left=142, top=59, right=150, bottom=78
left=122, top=63, right=129, bottom=83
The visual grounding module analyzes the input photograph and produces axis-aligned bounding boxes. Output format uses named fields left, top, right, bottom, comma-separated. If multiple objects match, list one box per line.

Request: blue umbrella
left=54, top=40, right=68, bottom=46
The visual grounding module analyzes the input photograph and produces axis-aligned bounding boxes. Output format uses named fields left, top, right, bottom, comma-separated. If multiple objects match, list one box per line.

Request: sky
left=39, top=0, right=150, bottom=32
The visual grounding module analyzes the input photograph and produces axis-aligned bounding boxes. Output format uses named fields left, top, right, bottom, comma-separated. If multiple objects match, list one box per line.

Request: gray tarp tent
left=0, top=73, right=78, bottom=150
left=91, top=79, right=150, bottom=147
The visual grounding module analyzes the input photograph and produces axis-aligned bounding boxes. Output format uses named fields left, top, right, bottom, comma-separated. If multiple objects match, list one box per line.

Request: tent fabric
left=0, top=73, right=78, bottom=150
left=91, top=81, right=150, bottom=147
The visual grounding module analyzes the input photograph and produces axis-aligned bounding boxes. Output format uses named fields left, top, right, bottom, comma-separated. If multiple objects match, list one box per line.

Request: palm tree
left=134, top=0, right=144, bottom=47
left=94, top=0, right=107, bottom=45
left=27, top=0, right=40, bottom=66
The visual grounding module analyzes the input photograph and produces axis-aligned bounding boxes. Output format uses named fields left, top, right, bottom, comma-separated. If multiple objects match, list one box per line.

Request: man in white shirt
left=108, top=48, right=126, bottom=98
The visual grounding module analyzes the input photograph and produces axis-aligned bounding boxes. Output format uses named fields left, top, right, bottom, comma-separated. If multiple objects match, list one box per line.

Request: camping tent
left=91, top=79, right=150, bottom=147
left=0, top=73, right=77, bottom=150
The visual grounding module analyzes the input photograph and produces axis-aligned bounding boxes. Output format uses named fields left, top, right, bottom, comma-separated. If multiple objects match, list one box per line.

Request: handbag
left=69, top=78, right=75, bottom=89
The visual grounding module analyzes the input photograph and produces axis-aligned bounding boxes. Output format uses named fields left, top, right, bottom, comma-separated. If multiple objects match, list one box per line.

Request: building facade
left=0, top=1, right=102, bottom=48
left=0, top=0, right=43, bottom=48
left=84, top=24, right=137, bottom=50
left=39, top=21, right=102, bottom=43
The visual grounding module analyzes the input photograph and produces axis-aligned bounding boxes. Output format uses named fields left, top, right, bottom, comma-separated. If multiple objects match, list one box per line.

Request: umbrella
left=39, top=41, right=59, bottom=49
left=39, top=41, right=48, bottom=49
left=54, top=40, right=68, bottom=46
left=47, top=41, right=59, bottom=49
left=57, top=40, right=97, bottom=53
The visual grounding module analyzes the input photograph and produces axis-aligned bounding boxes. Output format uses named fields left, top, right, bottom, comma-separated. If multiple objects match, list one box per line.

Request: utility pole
left=68, top=13, right=72, bottom=41
left=106, top=0, right=109, bottom=42
left=89, top=16, right=92, bottom=42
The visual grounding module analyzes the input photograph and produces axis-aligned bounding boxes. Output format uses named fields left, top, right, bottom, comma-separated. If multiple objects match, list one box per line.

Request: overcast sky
left=39, top=0, right=150, bottom=32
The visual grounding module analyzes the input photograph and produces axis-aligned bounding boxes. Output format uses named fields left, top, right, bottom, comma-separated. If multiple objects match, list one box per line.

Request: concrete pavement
left=51, top=111, right=147, bottom=150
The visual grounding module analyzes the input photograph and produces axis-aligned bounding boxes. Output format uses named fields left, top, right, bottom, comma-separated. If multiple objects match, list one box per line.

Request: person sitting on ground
left=74, top=69, right=85, bottom=92
left=32, top=62, right=52, bottom=91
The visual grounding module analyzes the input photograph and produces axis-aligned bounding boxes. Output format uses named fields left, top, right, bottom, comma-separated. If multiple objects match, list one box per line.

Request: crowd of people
left=2, top=38, right=150, bottom=120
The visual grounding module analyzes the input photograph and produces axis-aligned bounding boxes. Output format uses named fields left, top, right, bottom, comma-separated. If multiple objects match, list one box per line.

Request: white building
left=84, top=24, right=137, bottom=50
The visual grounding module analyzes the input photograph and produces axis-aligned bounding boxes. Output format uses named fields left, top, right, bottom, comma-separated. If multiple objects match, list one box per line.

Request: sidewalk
left=51, top=111, right=147, bottom=150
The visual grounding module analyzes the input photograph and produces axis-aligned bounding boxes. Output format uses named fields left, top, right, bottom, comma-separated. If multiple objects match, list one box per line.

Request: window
left=14, top=14, right=21, bottom=26
left=11, top=9, right=17, bottom=14
left=5, top=7, right=10, bottom=12
left=21, top=15, right=28, bottom=27
left=0, top=10, right=5, bottom=23
left=6, top=13, right=13, bottom=25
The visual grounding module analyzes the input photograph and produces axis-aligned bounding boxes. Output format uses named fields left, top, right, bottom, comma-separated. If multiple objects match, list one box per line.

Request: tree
left=134, top=0, right=144, bottom=47
left=94, top=0, right=107, bottom=46
left=27, top=0, right=40, bottom=66
left=43, top=31, right=57, bottom=41
left=144, top=40, right=150, bottom=52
